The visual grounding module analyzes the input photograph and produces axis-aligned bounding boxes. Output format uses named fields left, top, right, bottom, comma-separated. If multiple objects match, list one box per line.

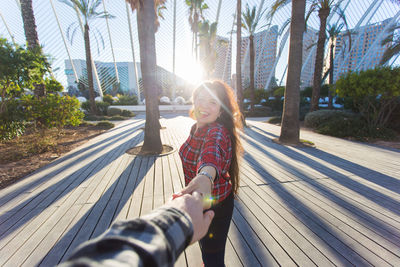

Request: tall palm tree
left=236, top=0, right=245, bottom=125
left=126, top=0, right=164, bottom=154
left=198, top=20, right=217, bottom=78
left=185, top=0, right=208, bottom=60
left=60, top=0, right=113, bottom=114
left=242, top=4, right=262, bottom=112
left=271, top=0, right=306, bottom=144
left=326, top=22, right=346, bottom=108
left=20, top=0, right=45, bottom=97
left=307, top=0, right=347, bottom=112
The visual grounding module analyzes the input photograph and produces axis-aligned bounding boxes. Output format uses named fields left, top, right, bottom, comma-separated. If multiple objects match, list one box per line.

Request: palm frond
left=380, top=42, right=400, bottom=65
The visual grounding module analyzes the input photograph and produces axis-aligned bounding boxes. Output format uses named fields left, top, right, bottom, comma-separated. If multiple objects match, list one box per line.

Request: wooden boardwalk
left=1, top=115, right=400, bottom=266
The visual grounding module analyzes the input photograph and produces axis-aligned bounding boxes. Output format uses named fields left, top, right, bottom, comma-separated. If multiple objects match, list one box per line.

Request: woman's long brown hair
left=191, top=80, right=243, bottom=195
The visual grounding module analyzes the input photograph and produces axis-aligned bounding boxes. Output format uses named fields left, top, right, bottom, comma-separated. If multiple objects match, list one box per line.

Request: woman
left=175, top=80, right=243, bottom=266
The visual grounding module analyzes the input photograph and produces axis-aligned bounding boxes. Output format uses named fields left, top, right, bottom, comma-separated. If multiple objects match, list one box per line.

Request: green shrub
left=315, top=115, right=366, bottom=138
left=81, top=101, right=110, bottom=115
left=96, top=101, right=110, bottom=115
left=108, top=107, right=122, bottom=116
left=245, top=106, right=272, bottom=117
left=0, top=120, right=26, bottom=141
left=268, top=116, right=282, bottom=124
left=121, top=109, right=135, bottom=117
left=304, top=110, right=355, bottom=128
left=23, top=94, right=84, bottom=129
left=103, top=94, right=114, bottom=104
left=95, top=121, right=114, bottom=129
left=336, top=67, right=400, bottom=131
left=108, top=115, right=126, bottom=121
left=114, top=95, right=138, bottom=105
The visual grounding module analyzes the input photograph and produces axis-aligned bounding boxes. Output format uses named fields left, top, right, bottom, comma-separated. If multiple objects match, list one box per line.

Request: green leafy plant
left=23, top=94, right=84, bottom=129
left=107, top=107, right=122, bottom=116
left=114, top=95, right=138, bottom=105
left=336, top=67, right=400, bottom=131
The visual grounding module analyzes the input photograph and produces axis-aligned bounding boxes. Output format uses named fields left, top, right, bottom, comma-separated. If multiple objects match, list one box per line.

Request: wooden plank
left=227, top=218, right=265, bottom=267
left=39, top=203, right=92, bottom=266
left=238, top=187, right=322, bottom=266
left=232, top=206, right=283, bottom=267
left=284, top=182, right=400, bottom=265
left=260, top=182, right=373, bottom=266
left=127, top=156, right=149, bottom=220
left=184, top=242, right=203, bottom=267
left=225, top=236, right=243, bottom=267
left=297, top=179, right=400, bottom=241
left=153, top=156, right=164, bottom=209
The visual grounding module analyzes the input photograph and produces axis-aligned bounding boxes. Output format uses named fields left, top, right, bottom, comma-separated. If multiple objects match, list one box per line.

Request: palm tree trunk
left=20, top=0, right=45, bottom=97
left=328, top=43, right=334, bottom=109
left=84, top=24, right=97, bottom=114
left=279, top=0, right=305, bottom=144
left=236, top=0, right=245, bottom=125
left=137, top=0, right=162, bottom=154
left=310, top=7, right=330, bottom=112
left=249, top=34, right=255, bottom=111
left=20, top=0, right=39, bottom=50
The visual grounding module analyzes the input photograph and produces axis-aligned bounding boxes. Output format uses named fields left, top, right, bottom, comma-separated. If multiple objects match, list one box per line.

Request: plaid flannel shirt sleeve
left=197, top=127, right=230, bottom=178
left=59, top=207, right=193, bottom=267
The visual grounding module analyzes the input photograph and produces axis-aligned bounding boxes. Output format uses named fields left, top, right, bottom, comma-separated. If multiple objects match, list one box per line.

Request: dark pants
left=199, top=193, right=234, bottom=267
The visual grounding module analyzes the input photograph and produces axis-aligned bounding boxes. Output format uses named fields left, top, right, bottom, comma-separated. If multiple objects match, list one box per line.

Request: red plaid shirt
left=179, top=122, right=232, bottom=203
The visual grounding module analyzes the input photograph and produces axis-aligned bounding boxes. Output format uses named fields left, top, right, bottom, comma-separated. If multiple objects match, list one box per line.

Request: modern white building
left=301, top=27, right=319, bottom=88
left=333, top=18, right=393, bottom=82
left=241, top=26, right=279, bottom=89
left=211, top=35, right=232, bottom=85
left=65, top=59, right=141, bottom=95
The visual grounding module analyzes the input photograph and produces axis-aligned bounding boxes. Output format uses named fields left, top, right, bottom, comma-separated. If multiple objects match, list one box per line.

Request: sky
left=0, top=0, right=399, bottom=90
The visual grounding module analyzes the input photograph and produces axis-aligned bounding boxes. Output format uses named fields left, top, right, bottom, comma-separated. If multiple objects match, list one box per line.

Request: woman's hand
left=172, top=175, right=214, bottom=209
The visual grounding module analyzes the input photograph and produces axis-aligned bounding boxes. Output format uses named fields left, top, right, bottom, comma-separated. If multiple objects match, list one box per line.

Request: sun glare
left=177, top=58, right=205, bottom=85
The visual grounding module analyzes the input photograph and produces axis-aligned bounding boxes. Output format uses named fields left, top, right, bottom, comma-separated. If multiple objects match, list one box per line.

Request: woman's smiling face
left=193, top=88, right=221, bottom=128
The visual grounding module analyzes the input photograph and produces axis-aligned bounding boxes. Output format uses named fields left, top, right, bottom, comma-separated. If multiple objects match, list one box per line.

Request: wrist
left=198, top=171, right=214, bottom=193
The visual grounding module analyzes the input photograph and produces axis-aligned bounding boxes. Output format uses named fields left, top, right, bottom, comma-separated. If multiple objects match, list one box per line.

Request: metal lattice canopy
left=0, top=0, right=399, bottom=95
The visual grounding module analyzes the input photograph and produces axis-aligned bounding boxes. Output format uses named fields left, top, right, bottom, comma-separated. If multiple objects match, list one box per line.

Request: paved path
left=0, top=115, right=399, bottom=266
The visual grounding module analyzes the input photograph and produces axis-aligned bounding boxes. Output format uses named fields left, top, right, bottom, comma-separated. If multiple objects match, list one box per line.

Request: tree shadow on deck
left=242, top=152, right=383, bottom=266
left=241, top=128, right=400, bottom=260
left=39, top=154, right=155, bottom=266
left=0, top=120, right=145, bottom=207
left=0, top=123, right=145, bottom=244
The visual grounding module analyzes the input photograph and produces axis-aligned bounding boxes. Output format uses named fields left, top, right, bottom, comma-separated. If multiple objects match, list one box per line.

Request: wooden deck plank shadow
left=0, top=116, right=399, bottom=266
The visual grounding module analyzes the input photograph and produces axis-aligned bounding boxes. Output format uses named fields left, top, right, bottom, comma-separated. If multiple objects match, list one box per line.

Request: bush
left=108, top=107, right=122, bottom=116
left=108, top=115, right=126, bottom=121
left=95, top=121, right=114, bottom=129
left=23, top=94, right=84, bottom=129
left=114, top=95, right=138, bottom=105
left=244, top=106, right=272, bottom=117
left=121, top=110, right=135, bottom=117
left=303, top=109, right=396, bottom=139
left=102, top=94, right=114, bottom=104
left=268, top=116, right=282, bottom=124
left=304, top=110, right=354, bottom=128
left=336, top=67, right=400, bottom=131
left=81, top=101, right=110, bottom=115
left=0, top=120, right=26, bottom=141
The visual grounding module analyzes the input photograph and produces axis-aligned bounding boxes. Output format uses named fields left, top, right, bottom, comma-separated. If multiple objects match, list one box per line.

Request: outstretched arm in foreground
left=59, top=192, right=214, bottom=267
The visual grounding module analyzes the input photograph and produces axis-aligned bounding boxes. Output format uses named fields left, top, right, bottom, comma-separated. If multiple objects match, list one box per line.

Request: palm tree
left=60, top=0, right=113, bottom=114
left=20, top=0, right=45, bottom=97
left=307, top=0, right=347, bottom=112
left=380, top=24, right=400, bottom=65
left=185, top=0, right=209, bottom=60
left=126, top=0, right=164, bottom=154
left=236, top=0, right=245, bottom=125
left=270, top=0, right=306, bottom=144
left=198, top=20, right=217, bottom=78
left=326, top=22, right=346, bottom=108
left=242, top=4, right=262, bottom=112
